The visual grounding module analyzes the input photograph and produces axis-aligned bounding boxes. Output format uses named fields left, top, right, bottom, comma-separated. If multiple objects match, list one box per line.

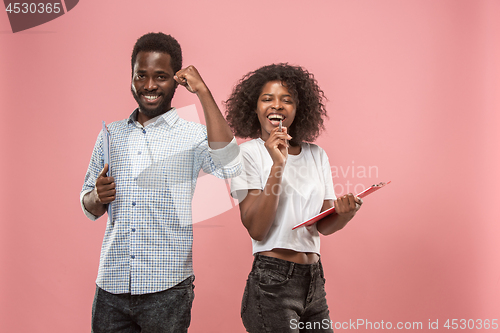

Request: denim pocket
left=171, top=275, right=194, bottom=290
left=258, top=268, right=289, bottom=287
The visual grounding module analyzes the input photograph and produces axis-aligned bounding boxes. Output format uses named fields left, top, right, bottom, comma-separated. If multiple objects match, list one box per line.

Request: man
left=80, top=32, right=241, bottom=333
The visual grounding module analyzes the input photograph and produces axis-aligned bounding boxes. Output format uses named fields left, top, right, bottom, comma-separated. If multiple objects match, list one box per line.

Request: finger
left=271, top=126, right=292, bottom=139
left=98, top=164, right=109, bottom=178
left=346, top=193, right=356, bottom=210
left=270, top=130, right=291, bottom=141
left=281, top=127, right=292, bottom=140
left=96, top=186, right=116, bottom=201
left=175, top=67, right=198, bottom=82
left=270, top=137, right=289, bottom=150
left=269, top=126, right=281, bottom=135
left=277, top=141, right=289, bottom=151
left=98, top=193, right=116, bottom=204
left=337, top=195, right=351, bottom=214
left=98, top=189, right=116, bottom=198
left=96, top=176, right=115, bottom=186
left=100, top=198, right=115, bottom=204
left=97, top=182, right=116, bottom=192
left=175, top=76, right=193, bottom=92
left=354, top=197, right=363, bottom=211
left=175, top=67, right=187, bottom=78
left=334, top=198, right=343, bottom=213
left=341, top=195, right=350, bottom=213
left=173, top=74, right=189, bottom=85
left=173, top=75, right=183, bottom=85
left=174, top=68, right=188, bottom=83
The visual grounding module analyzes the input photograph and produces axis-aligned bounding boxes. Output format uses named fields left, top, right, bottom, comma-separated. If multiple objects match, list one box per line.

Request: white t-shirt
left=230, top=138, right=336, bottom=255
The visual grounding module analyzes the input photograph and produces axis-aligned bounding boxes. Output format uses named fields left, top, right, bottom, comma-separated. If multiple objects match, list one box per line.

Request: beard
left=131, top=86, right=176, bottom=119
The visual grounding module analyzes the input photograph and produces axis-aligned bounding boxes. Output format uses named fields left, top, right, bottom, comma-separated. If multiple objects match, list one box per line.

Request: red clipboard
left=291, top=181, right=391, bottom=230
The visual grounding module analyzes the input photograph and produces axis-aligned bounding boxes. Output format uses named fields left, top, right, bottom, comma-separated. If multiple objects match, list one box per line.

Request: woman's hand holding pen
left=241, top=123, right=292, bottom=241
left=264, top=125, right=292, bottom=167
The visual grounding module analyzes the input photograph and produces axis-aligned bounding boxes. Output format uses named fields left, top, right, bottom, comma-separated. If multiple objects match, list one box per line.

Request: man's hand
left=174, top=65, right=207, bottom=94
left=83, top=164, right=115, bottom=218
left=95, top=164, right=116, bottom=204
left=173, top=65, right=234, bottom=148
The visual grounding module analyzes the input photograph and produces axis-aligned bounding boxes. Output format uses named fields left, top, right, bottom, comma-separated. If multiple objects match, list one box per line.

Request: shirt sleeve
left=80, top=130, right=105, bottom=221
left=80, top=189, right=99, bottom=221
left=230, top=143, right=263, bottom=202
left=321, top=149, right=336, bottom=201
left=198, top=136, right=242, bottom=179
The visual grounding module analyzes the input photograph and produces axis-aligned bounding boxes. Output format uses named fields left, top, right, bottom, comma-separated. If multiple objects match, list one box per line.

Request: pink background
left=1, top=0, right=499, bottom=332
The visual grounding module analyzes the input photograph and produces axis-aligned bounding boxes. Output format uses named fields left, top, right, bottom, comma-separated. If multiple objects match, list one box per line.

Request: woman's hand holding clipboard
left=292, top=181, right=391, bottom=230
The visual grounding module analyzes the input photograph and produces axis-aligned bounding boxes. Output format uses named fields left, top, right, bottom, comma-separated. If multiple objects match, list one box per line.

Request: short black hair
left=131, top=32, right=182, bottom=74
left=225, top=63, right=327, bottom=145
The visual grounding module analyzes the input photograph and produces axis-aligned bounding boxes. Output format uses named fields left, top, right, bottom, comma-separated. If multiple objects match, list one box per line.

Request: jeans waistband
left=252, top=254, right=323, bottom=277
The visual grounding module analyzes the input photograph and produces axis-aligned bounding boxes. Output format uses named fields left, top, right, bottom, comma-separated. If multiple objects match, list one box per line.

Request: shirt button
left=142, top=129, right=146, bottom=134
left=134, top=177, right=138, bottom=181
left=138, top=151, right=142, bottom=155
left=131, top=228, right=136, bottom=232
left=131, top=255, right=135, bottom=259
left=132, top=202, right=136, bottom=206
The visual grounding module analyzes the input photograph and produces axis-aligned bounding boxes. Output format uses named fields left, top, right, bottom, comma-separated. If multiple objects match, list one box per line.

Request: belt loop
left=252, top=254, right=259, bottom=271
left=287, top=262, right=294, bottom=278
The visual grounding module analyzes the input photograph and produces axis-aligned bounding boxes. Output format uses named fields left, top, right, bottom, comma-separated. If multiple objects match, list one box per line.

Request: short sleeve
left=321, top=148, right=336, bottom=201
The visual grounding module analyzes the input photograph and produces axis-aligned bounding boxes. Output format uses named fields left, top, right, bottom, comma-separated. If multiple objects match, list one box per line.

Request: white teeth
left=267, top=114, right=284, bottom=120
left=144, top=95, right=159, bottom=101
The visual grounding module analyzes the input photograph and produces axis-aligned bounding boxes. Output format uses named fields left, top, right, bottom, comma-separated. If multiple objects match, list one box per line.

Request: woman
left=226, top=63, right=362, bottom=332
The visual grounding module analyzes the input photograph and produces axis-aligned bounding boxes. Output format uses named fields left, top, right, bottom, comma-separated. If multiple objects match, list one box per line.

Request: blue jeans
left=91, top=275, right=194, bottom=333
left=242, top=254, right=334, bottom=333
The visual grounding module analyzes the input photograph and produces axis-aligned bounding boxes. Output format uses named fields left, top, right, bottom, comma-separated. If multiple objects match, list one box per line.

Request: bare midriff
left=258, top=248, right=319, bottom=264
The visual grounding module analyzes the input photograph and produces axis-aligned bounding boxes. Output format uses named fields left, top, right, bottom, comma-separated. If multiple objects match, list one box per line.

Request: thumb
left=98, top=164, right=109, bottom=178
left=175, top=76, right=194, bottom=93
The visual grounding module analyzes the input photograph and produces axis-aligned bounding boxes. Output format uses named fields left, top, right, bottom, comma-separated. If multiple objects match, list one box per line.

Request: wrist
left=91, top=187, right=102, bottom=205
left=271, top=162, right=285, bottom=172
left=195, top=84, right=210, bottom=97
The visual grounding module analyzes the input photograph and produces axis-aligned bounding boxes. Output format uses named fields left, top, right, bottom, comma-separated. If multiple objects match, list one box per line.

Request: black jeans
left=242, top=254, right=334, bottom=333
left=91, top=275, right=194, bottom=333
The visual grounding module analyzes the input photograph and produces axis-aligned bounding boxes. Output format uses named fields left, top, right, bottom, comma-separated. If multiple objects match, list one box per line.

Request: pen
left=279, top=119, right=282, bottom=132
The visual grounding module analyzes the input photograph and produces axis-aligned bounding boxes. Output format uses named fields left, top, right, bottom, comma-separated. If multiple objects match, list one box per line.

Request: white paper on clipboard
left=102, top=121, right=113, bottom=222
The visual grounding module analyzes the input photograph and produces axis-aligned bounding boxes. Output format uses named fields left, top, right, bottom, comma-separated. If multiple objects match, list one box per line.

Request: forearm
left=196, top=87, right=234, bottom=148
left=316, top=212, right=355, bottom=235
left=242, top=165, right=284, bottom=241
left=83, top=189, right=107, bottom=218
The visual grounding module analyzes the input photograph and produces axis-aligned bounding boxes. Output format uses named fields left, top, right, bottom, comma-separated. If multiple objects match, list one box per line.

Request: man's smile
left=142, top=94, right=162, bottom=103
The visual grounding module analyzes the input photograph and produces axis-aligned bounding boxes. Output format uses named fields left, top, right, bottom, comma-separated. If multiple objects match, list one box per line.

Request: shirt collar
left=128, top=108, right=179, bottom=128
